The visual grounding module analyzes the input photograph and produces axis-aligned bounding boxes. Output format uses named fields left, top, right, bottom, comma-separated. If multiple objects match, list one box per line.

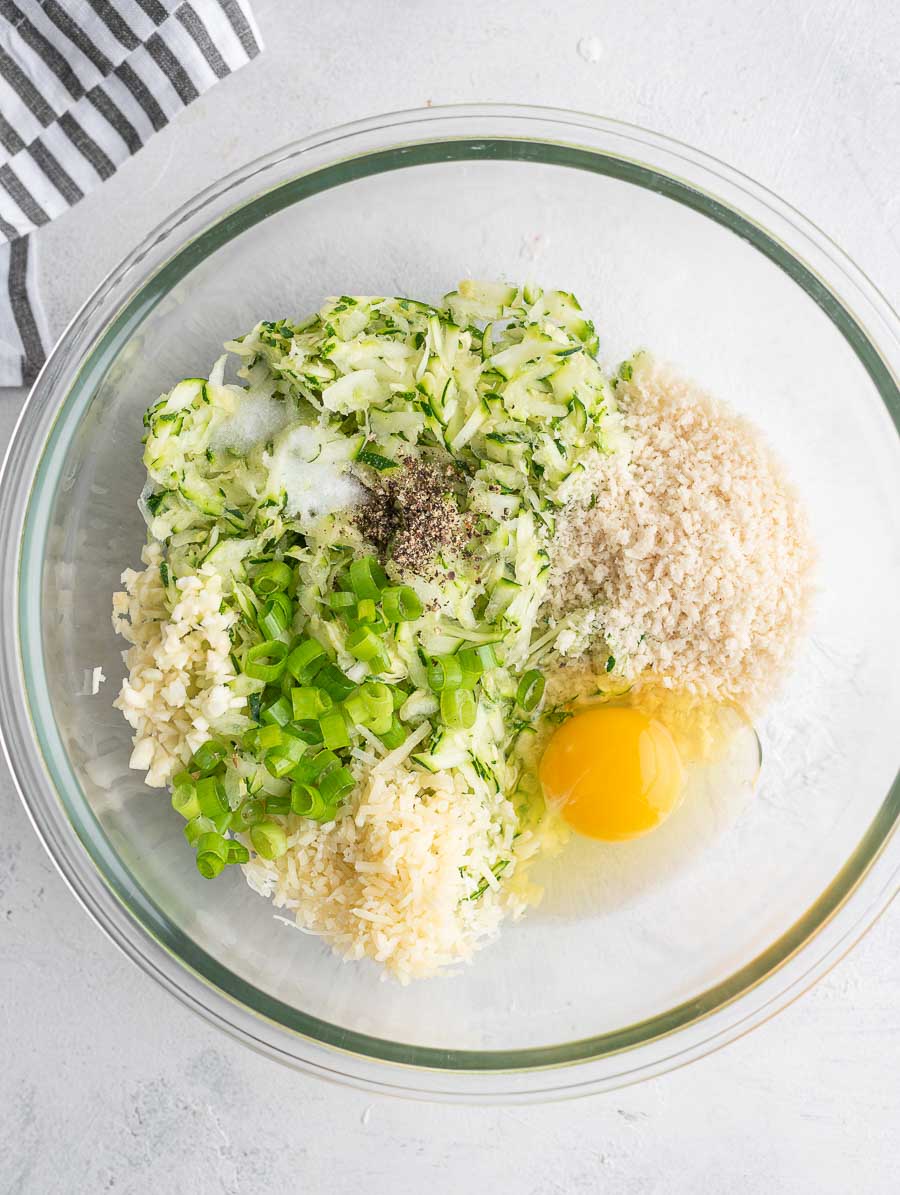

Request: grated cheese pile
left=549, top=355, right=814, bottom=708
left=243, top=764, right=537, bottom=982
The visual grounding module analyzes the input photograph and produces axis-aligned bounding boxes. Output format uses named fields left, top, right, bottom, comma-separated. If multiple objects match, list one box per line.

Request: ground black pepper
left=355, top=454, right=472, bottom=578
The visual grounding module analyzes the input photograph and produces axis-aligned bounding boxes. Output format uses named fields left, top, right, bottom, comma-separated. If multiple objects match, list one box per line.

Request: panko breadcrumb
left=549, top=355, right=814, bottom=709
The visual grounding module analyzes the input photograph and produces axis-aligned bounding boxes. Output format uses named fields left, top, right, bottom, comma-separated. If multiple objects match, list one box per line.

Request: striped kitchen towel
left=0, top=0, right=262, bottom=387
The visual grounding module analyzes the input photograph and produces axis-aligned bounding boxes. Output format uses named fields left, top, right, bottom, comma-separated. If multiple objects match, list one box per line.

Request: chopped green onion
left=291, top=685, right=333, bottom=720
left=290, top=719, right=325, bottom=745
left=286, top=638, right=326, bottom=683
left=245, top=639, right=289, bottom=682
left=348, top=612, right=388, bottom=635
left=184, top=815, right=215, bottom=845
left=474, top=643, right=500, bottom=670
left=282, top=722, right=308, bottom=744
left=257, top=722, right=284, bottom=749
left=516, top=669, right=545, bottom=712
left=440, top=687, right=477, bottom=729
left=268, top=589, right=294, bottom=620
left=346, top=625, right=385, bottom=662
left=381, top=585, right=423, bottom=623
left=343, top=689, right=369, bottom=726
left=253, top=560, right=293, bottom=595
left=368, top=647, right=391, bottom=674
left=270, top=726, right=308, bottom=764
left=250, top=821, right=288, bottom=860
left=243, top=723, right=283, bottom=752
left=264, top=793, right=291, bottom=815
left=605, top=654, right=616, bottom=673
left=427, top=654, right=464, bottom=692
left=226, top=840, right=250, bottom=865
left=290, top=783, right=328, bottom=820
left=248, top=691, right=263, bottom=724
left=316, top=663, right=356, bottom=701
left=264, top=733, right=307, bottom=778
left=344, top=680, right=393, bottom=728
left=259, top=592, right=293, bottom=638
left=457, top=648, right=486, bottom=688
left=195, top=831, right=229, bottom=879
left=211, top=810, right=233, bottom=834
left=349, top=555, right=387, bottom=600
left=354, top=597, right=378, bottom=624
left=319, top=766, right=355, bottom=806
left=261, top=694, right=292, bottom=726
left=190, top=739, right=227, bottom=774
left=378, top=715, right=407, bottom=750
left=232, top=798, right=265, bottom=830
left=196, top=776, right=228, bottom=818
left=170, top=774, right=200, bottom=820
left=361, top=680, right=392, bottom=719
left=319, top=708, right=351, bottom=750
left=291, top=748, right=339, bottom=784
left=327, top=590, right=356, bottom=612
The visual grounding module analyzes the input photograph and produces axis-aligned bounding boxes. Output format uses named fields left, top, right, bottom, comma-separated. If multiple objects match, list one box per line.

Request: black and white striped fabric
left=1, top=0, right=262, bottom=386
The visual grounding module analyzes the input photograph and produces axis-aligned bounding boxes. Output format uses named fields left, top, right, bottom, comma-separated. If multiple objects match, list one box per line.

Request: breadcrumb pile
left=550, top=356, right=814, bottom=708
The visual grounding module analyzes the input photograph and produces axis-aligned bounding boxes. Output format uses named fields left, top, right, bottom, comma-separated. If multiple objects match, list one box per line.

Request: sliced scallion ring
left=286, top=638, right=326, bottom=684
left=290, top=783, right=328, bottom=820
left=195, top=831, right=229, bottom=879
left=381, top=586, right=423, bottom=623
left=516, top=669, right=545, bottom=712
left=427, top=654, right=463, bottom=692
left=440, top=687, right=477, bottom=730
left=250, top=821, right=288, bottom=860
left=253, top=560, right=293, bottom=595
left=349, top=555, right=387, bottom=600
left=190, top=739, right=227, bottom=774
left=244, top=639, right=289, bottom=682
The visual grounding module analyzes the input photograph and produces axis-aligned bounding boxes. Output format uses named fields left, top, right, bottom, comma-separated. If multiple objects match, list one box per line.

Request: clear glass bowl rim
left=1, top=104, right=898, bottom=1101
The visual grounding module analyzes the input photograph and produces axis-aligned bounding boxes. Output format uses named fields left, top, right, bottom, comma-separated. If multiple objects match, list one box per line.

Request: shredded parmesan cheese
left=242, top=765, right=538, bottom=983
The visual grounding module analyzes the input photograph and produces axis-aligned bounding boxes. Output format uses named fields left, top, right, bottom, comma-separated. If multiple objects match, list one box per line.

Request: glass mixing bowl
left=1, top=106, right=898, bottom=1101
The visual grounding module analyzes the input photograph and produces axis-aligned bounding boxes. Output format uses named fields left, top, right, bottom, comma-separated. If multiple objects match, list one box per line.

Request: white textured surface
left=2, top=1, right=898, bottom=1190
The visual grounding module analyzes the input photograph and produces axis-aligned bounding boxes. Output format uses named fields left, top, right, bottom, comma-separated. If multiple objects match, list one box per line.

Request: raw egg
left=539, top=705, right=685, bottom=841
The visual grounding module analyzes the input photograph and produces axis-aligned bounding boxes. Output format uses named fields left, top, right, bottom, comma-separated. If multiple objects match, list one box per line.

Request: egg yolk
left=539, top=706, right=685, bottom=841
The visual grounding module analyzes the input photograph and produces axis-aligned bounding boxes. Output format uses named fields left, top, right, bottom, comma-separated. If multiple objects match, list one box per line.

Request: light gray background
left=2, top=1, right=898, bottom=1191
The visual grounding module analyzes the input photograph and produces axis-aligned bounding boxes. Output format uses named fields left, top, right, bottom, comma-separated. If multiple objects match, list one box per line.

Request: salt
left=209, top=392, right=293, bottom=454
